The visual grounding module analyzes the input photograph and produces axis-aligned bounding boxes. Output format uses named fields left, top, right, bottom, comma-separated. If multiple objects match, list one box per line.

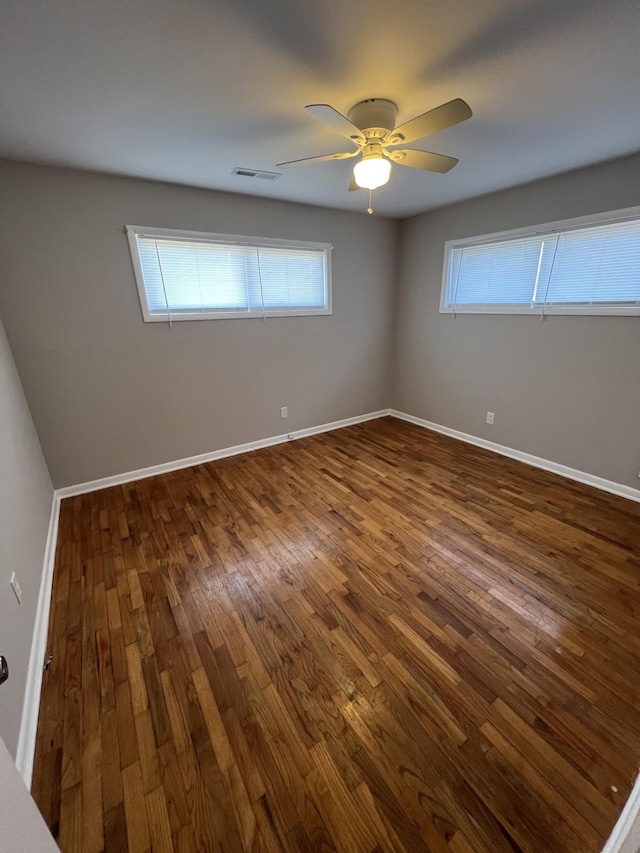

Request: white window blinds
left=127, top=227, right=331, bottom=322
left=442, top=211, right=640, bottom=315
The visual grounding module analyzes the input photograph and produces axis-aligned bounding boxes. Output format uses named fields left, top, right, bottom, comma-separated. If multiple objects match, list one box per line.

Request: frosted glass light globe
left=353, top=157, right=391, bottom=190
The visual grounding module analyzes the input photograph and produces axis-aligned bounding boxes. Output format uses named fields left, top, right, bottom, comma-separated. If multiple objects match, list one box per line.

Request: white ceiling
left=2, top=0, right=639, bottom=218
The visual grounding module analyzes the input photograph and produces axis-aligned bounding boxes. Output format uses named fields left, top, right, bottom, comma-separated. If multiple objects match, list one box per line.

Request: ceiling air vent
left=232, top=167, right=282, bottom=181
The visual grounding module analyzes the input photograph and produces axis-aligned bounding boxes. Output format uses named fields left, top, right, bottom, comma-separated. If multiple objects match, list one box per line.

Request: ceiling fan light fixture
left=353, top=156, right=391, bottom=190
left=279, top=97, right=472, bottom=208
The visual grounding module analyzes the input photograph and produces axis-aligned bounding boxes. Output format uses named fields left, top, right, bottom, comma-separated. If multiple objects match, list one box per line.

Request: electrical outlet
left=280, top=406, right=288, bottom=419
left=486, top=411, right=495, bottom=425
left=10, top=572, right=22, bottom=604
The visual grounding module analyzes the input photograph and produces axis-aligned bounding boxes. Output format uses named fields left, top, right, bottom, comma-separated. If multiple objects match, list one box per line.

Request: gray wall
left=0, top=735, right=59, bottom=851
left=0, top=316, right=53, bottom=757
left=392, top=153, right=640, bottom=489
left=0, top=161, right=398, bottom=488
left=2, top=155, right=639, bottom=495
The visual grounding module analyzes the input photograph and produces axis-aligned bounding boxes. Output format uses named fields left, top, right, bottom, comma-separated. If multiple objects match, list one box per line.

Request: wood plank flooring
left=32, top=416, right=640, bottom=852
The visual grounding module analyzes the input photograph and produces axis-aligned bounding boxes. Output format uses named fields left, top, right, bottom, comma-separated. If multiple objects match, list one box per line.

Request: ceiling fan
left=277, top=97, right=472, bottom=212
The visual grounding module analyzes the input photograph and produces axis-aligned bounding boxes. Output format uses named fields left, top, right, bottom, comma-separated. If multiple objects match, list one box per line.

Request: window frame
left=439, top=205, right=640, bottom=316
left=126, top=225, right=333, bottom=322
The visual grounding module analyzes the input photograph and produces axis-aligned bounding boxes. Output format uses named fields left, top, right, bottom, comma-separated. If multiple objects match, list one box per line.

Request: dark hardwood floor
left=32, top=416, right=640, bottom=852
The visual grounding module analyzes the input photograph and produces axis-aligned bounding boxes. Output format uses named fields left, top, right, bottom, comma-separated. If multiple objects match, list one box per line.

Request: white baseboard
left=17, top=407, right=639, bottom=792
left=15, top=409, right=390, bottom=787
left=390, top=409, right=640, bottom=852
left=57, top=409, right=391, bottom=499
left=15, top=491, right=61, bottom=789
left=58, top=407, right=640, bottom=504
left=389, top=410, right=640, bottom=504
left=601, top=771, right=640, bottom=853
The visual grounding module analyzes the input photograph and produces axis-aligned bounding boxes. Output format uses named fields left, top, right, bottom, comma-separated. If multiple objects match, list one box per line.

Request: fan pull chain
left=367, top=188, right=373, bottom=215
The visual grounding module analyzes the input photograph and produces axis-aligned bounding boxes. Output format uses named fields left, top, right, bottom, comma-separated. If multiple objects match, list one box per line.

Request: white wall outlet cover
left=486, top=412, right=495, bottom=425
left=280, top=406, right=288, bottom=419
left=10, top=572, right=22, bottom=604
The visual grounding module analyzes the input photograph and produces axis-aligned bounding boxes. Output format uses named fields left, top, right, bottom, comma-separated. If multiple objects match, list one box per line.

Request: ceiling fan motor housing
left=279, top=97, right=471, bottom=190
left=348, top=99, right=398, bottom=139
left=360, top=140, right=385, bottom=161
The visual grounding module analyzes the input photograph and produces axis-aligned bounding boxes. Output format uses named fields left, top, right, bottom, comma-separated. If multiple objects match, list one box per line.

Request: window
left=126, top=225, right=331, bottom=322
left=440, top=207, right=640, bottom=315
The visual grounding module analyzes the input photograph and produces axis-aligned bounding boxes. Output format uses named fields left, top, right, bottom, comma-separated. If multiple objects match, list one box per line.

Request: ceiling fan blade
left=387, top=149, right=459, bottom=173
left=305, top=104, right=366, bottom=145
left=387, top=99, right=472, bottom=146
left=348, top=174, right=363, bottom=192
left=276, top=150, right=359, bottom=167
